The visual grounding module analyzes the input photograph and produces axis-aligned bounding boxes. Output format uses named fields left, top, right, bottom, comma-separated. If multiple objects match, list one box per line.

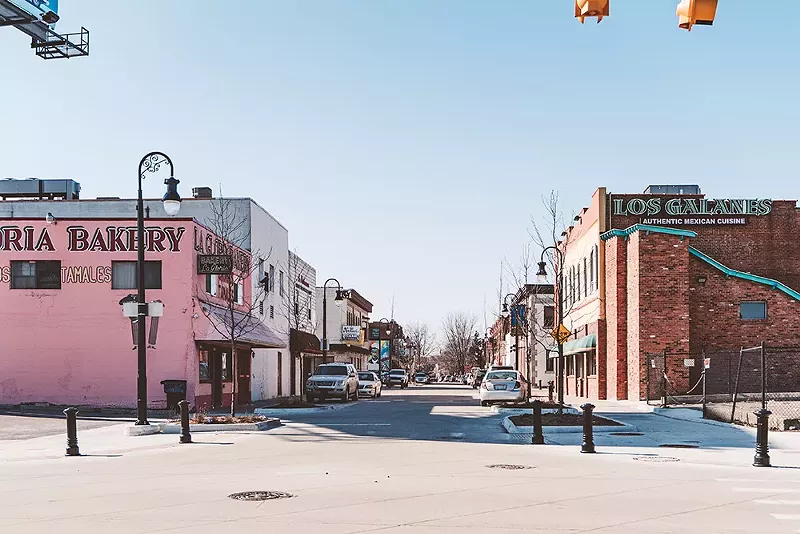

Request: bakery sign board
left=612, top=197, right=772, bottom=226
left=197, top=254, right=233, bottom=275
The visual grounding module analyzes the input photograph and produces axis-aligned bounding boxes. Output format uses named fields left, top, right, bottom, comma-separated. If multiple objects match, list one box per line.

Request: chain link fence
left=644, top=345, right=800, bottom=431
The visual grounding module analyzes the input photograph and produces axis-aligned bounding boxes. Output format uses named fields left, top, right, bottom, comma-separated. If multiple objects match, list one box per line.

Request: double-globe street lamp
left=501, top=293, right=520, bottom=372
left=536, top=246, right=565, bottom=410
left=321, top=278, right=345, bottom=363
left=136, top=152, right=182, bottom=426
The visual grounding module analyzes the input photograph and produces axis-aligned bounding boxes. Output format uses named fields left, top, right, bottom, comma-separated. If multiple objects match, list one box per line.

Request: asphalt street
left=2, top=384, right=800, bottom=533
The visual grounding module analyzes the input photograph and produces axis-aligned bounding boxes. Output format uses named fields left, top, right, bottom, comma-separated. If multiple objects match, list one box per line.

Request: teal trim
left=548, top=333, right=597, bottom=357
left=600, top=224, right=697, bottom=242
left=689, top=247, right=800, bottom=302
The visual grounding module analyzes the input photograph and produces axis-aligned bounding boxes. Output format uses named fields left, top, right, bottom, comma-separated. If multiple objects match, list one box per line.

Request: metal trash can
left=160, top=380, right=187, bottom=412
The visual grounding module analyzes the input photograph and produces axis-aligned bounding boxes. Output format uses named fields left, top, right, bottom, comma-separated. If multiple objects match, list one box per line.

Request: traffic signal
left=676, top=0, right=718, bottom=31
left=575, top=0, right=609, bottom=24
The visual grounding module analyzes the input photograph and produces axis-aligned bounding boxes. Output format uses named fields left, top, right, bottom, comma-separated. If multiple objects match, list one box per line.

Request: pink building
left=0, top=217, right=284, bottom=411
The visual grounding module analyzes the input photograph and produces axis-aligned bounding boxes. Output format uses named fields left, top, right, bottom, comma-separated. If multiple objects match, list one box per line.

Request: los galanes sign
left=612, top=197, right=773, bottom=226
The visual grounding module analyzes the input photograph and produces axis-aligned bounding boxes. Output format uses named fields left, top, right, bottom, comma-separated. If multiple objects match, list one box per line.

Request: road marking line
left=732, top=488, right=800, bottom=493
left=755, top=500, right=800, bottom=505
left=772, top=514, right=800, bottom=520
left=318, top=423, right=392, bottom=427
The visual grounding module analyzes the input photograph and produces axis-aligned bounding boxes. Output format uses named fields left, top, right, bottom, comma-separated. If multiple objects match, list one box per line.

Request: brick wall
left=626, top=233, right=641, bottom=400
left=689, top=258, right=800, bottom=350
left=604, top=237, right=628, bottom=400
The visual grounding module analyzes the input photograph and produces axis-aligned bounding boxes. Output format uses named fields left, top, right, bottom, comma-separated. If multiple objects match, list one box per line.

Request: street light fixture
left=322, top=278, right=344, bottom=362
left=135, top=152, right=181, bottom=426
left=537, top=248, right=566, bottom=411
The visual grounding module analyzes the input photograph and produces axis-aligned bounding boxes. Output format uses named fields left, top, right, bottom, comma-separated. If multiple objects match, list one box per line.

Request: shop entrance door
left=237, top=349, right=251, bottom=406
left=211, top=347, right=223, bottom=408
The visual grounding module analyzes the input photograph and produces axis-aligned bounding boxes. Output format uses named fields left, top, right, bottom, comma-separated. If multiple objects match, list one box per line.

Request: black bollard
left=548, top=382, right=554, bottom=402
left=178, top=400, right=192, bottom=444
left=64, top=407, right=80, bottom=456
left=753, top=409, right=771, bottom=467
left=531, top=400, right=545, bottom=445
left=580, top=403, right=596, bottom=454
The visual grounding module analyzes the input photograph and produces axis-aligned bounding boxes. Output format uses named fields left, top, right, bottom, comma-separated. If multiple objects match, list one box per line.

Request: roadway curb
left=491, top=406, right=580, bottom=416
left=501, top=415, right=637, bottom=435
left=254, top=403, right=359, bottom=417
left=125, top=418, right=281, bottom=436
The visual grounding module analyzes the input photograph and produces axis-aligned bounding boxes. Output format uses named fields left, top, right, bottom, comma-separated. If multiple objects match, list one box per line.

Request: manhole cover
left=487, top=464, right=534, bottom=470
left=659, top=443, right=699, bottom=449
left=633, top=456, right=680, bottom=463
left=228, top=491, right=295, bottom=501
left=610, top=432, right=645, bottom=436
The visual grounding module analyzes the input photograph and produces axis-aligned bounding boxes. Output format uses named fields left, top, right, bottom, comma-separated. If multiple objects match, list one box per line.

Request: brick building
left=558, top=185, right=800, bottom=401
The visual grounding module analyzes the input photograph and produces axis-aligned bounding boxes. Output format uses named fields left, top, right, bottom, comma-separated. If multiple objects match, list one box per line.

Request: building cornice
left=600, top=224, right=697, bottom=242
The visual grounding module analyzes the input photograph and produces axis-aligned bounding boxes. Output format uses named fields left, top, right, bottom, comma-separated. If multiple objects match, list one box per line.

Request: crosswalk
left=719, top=477, right=800, bottom=532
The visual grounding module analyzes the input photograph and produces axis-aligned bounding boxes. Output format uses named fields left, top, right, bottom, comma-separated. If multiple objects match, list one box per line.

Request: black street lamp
left=322, top=278, right=344, bottom=362
left=502, top=293, right=520, bottom=371
left=136, top=152, right=181, bottom=426
left=537, top=246, right=565, bottom=410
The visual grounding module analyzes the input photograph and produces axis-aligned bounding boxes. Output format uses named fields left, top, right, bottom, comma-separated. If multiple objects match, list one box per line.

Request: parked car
left=414, top=372, right=429, bottom=384
left=357, top=371, right=382, bottom=398
left=306, top=363, right=359, bottom=402
left=428, top=373, right=438, bottom=383
left=387, top=368, right=409, bottom=388
left=479, top=369, right=526, bottom=406
left=461, top=375, right=470, bottom=385
left=471, top=368, right=487, bottom=388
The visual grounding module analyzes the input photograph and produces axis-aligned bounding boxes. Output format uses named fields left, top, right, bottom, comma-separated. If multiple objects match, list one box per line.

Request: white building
left=0, top=179, right=291, bottom=404
left=315, top=286, right=372, bottom=369
left=286, top=251, right=320, bottom=396
left=509, top=284, right=556, bottom=390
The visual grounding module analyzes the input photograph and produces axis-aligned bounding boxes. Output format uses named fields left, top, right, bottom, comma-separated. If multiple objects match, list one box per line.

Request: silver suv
left=306, top=363, right=359, bottom=402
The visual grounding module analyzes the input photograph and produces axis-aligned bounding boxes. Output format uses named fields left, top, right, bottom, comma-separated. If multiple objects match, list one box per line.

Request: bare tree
left=528, top=190, right=579, bottom=409
left=405, top=322, right=437, bottom=376
left=441, top=312, right=477, bottom=375
left=195, top=193, right=270, bottom=416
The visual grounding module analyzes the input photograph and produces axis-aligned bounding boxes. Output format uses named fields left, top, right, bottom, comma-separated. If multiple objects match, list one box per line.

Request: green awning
left=549, top=333, right=597, bottom=357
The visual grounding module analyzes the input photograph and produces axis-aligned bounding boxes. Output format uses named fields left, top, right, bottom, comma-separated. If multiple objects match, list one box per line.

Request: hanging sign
left=197, top=254, right=233, bottom=275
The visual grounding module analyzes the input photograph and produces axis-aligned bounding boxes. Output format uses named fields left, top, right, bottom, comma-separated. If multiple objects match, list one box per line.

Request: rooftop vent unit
left=0, top=178, right=80, bottom=200
left=96, top=196, right=121, bottom=200
left=192, top=187, right=213, bottom=199
left=644, top=185, right=701, bottom=195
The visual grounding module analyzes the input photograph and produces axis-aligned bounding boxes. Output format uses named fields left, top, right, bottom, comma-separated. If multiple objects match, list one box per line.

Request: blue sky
left=1, top=1, right=798, bottom=335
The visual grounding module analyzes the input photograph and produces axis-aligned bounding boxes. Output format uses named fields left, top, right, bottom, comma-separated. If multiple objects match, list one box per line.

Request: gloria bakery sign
left=0, top=225, right=185, bottom=252
left=612, top=197, right=773, bottom=217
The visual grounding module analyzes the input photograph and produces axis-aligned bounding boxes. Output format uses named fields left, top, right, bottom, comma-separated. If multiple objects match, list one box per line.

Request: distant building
left=315, top=286, right=373, bottom=369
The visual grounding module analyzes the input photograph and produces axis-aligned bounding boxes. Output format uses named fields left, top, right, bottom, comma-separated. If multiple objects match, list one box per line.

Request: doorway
left=211, top=347, right=223, bottom=408
left=237, top=349, right=251, bottom=406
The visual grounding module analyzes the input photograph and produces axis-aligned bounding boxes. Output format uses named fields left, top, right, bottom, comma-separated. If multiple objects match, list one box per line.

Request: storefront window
left=199, top=350, right=210, bottom=382
left=587, top=352, right=597, bottom=376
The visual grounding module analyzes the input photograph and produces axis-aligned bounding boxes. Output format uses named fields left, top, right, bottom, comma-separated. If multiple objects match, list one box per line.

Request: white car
left=306, top=363, right=359, bottom=402
left=358, top=371, right=382, bottom=398
left=479, top=370, right=526, bottom=406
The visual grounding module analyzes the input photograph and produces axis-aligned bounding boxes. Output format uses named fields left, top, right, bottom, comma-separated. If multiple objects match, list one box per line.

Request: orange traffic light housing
left=575, top=0, right=609, bottom=24
left=676, top=0, right=718, bottom=31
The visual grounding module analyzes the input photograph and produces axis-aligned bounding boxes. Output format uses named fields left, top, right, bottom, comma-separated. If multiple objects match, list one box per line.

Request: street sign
left=551, top=324, right=571, bottom=344
left=683, top=359, right=695, bottom=368
left=704, top=358, right=711, bottom=369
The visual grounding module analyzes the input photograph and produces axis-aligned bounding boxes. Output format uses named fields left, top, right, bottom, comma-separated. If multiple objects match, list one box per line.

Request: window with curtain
left=221, top=351, right=232, bottom=381
left=583, top=257, right=588, bottom=297
left=205, top=274, right=218, bottom=296
left=111, top=261, right=161, bottom=290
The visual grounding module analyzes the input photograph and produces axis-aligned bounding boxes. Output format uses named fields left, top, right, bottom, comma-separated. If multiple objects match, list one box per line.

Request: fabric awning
left=290, top=329, right=322, bottom=354
left=199, top=303, right=286, bottom=349
left=549, top=333, right=597, bottom=357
